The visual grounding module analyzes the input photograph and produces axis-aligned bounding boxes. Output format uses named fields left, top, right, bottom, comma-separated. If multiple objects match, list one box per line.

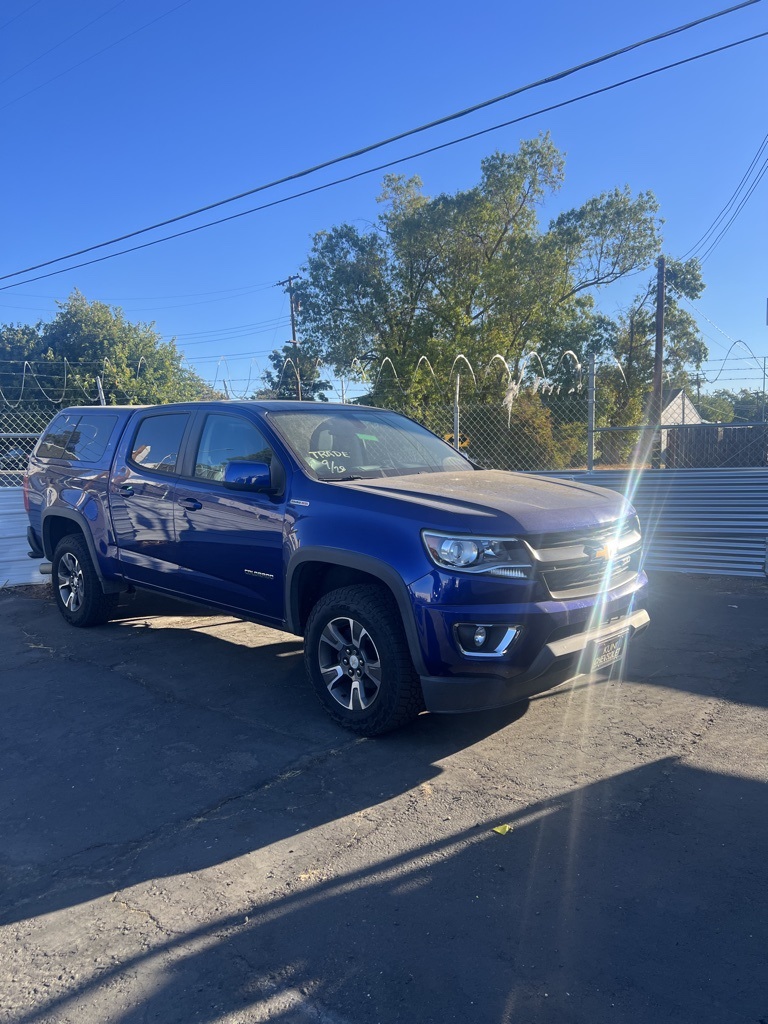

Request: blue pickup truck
left=23, top=401, right=649, bottom=734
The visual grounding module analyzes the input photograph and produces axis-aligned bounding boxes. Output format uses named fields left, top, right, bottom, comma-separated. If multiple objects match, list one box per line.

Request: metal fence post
left=453, top=374, right=460, bottom=451
left=587, top=354, right=595, bottom=472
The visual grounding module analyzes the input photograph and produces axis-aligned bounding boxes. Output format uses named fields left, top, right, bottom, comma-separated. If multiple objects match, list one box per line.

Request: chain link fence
left=1, top=356, right=767, bottom=486
left=590, top=359, right=768, bottom=471
left=0, top=407, right=58, bottom=486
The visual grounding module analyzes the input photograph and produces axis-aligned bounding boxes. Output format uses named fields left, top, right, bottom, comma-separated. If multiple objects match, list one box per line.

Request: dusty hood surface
left=344, top=470, right=630, bottom=535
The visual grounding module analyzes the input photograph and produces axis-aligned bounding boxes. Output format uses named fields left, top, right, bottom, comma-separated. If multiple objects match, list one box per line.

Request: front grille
left=527, top=518, right=642, bottom=600
left=541, top=553, right=639, bottom=599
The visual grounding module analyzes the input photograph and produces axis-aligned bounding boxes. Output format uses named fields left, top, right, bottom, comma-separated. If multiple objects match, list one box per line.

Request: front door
left=172, top=411, right=285, bottom=621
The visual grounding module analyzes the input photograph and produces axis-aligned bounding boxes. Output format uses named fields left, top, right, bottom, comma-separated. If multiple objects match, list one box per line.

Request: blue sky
left=1, top=0, right=766, bottom=397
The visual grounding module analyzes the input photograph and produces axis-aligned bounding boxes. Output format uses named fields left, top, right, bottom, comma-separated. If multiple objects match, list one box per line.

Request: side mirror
left=223, top=460, right=273, bottom=492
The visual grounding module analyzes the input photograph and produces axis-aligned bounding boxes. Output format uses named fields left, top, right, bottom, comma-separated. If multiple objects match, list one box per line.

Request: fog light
left=454, top=623, right=522, bottom=657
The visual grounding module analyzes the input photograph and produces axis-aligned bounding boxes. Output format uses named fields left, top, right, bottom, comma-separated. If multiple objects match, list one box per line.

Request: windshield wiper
left=324, top=474, right=364, bottom=482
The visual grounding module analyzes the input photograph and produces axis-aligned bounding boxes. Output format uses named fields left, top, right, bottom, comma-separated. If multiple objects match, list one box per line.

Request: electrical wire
left=0, top=0, right=44, bottom=33
left=0, top=0, right=760, bottom=285
left=4, top=281, right=275, bottom=302
left=0, top=0, right=195, bottom=114
left=180, top=349, right=280, bottom=363
left=0, top=0, right=129, bottom=88
left=698, top=156, right=768, bottom=263
left=682, top=298, right=764, bottom=370
left=172, top=319, right=291, bottom=343
left=681, top=131, right=768, bottom=259
left=2, top=28, right=767, bottom=294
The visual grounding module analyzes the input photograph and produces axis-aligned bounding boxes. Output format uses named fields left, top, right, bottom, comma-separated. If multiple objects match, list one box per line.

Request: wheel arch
left=286, top=548, right=427, bottom=676
left=42, top=509, right=125, bottom=592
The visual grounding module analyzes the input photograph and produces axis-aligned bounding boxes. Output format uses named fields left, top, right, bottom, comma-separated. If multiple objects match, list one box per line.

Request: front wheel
left=304, top=585, right=424, bottom=735
left=53, top=535, right=117, bottom=627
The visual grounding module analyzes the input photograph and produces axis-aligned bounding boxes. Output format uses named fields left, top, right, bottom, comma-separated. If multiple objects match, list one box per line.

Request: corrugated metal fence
left=2, top=471, right=768, bottom=587
left=551, top=468, right=768, bottom=578
left=0, top=488, right=41, bottom=587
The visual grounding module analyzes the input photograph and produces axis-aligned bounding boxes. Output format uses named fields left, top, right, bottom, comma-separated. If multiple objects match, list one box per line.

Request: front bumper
left=420, top=607, right=649, bottom=712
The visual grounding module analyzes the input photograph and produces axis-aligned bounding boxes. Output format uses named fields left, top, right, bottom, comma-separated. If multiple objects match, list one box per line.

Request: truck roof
left=55, top=401, right=370, bottom=414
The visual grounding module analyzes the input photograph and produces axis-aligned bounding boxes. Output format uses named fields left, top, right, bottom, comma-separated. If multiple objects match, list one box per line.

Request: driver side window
left=194, top=414, right=273, bottom=482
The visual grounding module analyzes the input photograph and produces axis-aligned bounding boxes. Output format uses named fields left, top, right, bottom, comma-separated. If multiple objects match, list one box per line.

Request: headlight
left=422, top=531, right=533, bottom=577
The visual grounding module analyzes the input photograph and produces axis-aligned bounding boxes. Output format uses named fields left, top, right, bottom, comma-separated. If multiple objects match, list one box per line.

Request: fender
left=286, top=546, right=427, bottom=676
left=41, top=507, right=127, bottom=593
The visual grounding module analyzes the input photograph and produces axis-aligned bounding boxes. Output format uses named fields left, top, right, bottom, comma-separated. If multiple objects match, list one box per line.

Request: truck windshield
left=269, top=409, right=472, bottom=481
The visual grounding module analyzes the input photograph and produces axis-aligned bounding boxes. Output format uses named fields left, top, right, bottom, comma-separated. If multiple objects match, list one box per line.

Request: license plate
left=591, top=632, right=628, bottom=672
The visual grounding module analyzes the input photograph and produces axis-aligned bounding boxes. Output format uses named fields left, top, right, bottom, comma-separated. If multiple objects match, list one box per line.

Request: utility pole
left=276, top=275, right=302, bottom=401
left=652, top=256, right=665, bottom=426
left=651, top=256, right=665, bottom=467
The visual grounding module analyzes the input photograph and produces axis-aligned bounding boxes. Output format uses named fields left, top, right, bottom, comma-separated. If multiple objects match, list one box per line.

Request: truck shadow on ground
left=1, top=590, right=529, bottom=928
left=9, top=756, right=767, bottom=1024
left=3, top=585, right=767, bottom=1022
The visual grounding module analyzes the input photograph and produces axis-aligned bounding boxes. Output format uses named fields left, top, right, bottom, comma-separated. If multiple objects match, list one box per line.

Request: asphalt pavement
left=0, top=573, right=766, bottom=1024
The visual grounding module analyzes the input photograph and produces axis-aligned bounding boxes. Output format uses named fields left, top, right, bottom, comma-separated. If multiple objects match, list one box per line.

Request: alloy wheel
left=57, top=551, right=84, bottom=613
left=318, top=616, right=383, bottom=711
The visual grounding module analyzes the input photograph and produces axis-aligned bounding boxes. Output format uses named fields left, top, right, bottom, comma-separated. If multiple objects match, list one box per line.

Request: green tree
left=698, top=386, right=765, bottom=423
left=292, top=134, right=662, bottom=390
left=0, top=291, right=220, bottom=407
left=696, top=390, right=735, bottom=423
left=256, top=338, right=332, bottom=401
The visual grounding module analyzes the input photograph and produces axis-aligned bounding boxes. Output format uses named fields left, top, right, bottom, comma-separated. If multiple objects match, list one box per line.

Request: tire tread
left=304, top=584, right=423, bottom=735
left=53, top=535, right=117, bottom=627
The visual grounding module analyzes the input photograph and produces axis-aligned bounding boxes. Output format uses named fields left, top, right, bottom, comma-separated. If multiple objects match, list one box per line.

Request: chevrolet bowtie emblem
left=585, top=542, right=615, bottom=561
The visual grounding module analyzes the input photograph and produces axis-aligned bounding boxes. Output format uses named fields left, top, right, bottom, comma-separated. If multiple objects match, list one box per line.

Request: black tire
left=304, top=584, right=424, bottom=736
left=53, top=534, right=117, bottom=627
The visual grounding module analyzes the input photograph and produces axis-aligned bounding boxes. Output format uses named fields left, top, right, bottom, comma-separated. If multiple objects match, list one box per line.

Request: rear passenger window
left=36, top=413, right=118, bottom=462
left=130, top=414, right=188, bottom=474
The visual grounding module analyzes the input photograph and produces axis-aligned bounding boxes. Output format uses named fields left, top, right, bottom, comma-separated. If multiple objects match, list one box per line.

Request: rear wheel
left=53, top=535, right=117, bottom=627
left=304, top=585, right=424, bottom=735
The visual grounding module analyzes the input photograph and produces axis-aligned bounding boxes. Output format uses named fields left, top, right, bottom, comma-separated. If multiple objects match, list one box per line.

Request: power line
left=682, top=297, right=762, bottom=359
left=0, top=0, right=195, bottom=114
left=0, top=0, right=760, bottom=285
left=172, top=318, right=291, bottom=341
left=4, top=282, right=276, bottom=302
left=0, top=0, right=129, bottom=88
left=176, top=325, right=292, bottom=348
left=0, top=0, right=44, bottom=33
left=3, top=28, right=767, bottom=294
left=180, top=350, right=276, bottom=364
left=682, top=131, right=768, bottom=259
left=117, top=288, right=280, bottom=313
left=698, top=156, right=768, bottom=263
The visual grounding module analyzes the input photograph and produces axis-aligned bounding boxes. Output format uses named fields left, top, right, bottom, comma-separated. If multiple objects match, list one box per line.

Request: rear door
left=109, top=410, right=192, bottom=587
left=172, top=410, right=286, bottom=621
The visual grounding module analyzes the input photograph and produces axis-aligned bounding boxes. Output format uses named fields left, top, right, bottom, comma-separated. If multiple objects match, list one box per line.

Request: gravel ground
left=0, top=573, right=766, bottom=1024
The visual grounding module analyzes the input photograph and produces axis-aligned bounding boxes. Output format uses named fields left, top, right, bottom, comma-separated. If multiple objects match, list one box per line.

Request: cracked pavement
left=1, top=574, right=767, bottom=1024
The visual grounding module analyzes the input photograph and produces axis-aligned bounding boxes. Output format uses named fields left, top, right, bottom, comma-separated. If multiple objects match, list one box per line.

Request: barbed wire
left=1, top=350, right=765, bottom=479
left=2, top=346, right=766, bottom=411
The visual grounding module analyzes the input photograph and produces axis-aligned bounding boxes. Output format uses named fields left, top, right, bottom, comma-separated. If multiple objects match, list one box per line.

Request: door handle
left=178, top=498, right=202, bottom=511
left=118, top=484, right=134, bottom=497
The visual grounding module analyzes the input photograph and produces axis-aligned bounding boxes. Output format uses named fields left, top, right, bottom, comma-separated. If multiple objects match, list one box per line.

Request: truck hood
left=343, top=470, right=630, bottom=535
